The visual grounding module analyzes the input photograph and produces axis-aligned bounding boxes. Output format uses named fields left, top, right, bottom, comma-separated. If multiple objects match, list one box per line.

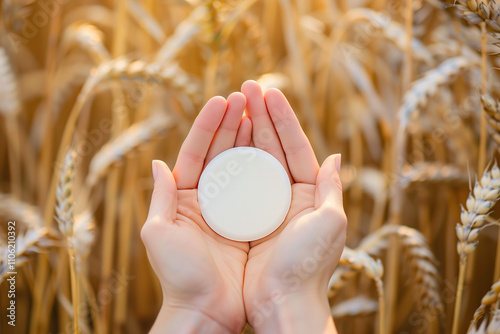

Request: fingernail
left=152, top=160, right=159, bottom=181
left=335, top=154, right=341, bottom=174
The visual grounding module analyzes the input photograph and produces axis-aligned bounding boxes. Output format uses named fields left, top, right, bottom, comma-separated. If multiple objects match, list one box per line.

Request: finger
left=315, top=154, right=343, bottom=210
left=264, top=88, right=319, bottom=184
left=205, top=92, right=246, bottom=163
left=241, top=80, right=290, bottom=177
left=234, top=116, right=252, bottom=147
left=147, top=160, right=177, bottom=221
left=173, top=96, right=227, bottom=189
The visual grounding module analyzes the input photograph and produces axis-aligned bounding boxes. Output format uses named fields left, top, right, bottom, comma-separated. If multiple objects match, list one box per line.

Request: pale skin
left=141, top=80, right=347, bottom=333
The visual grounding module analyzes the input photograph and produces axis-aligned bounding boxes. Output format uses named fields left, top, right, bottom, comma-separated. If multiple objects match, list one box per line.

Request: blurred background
left=1, top=0, right=500, bottom=333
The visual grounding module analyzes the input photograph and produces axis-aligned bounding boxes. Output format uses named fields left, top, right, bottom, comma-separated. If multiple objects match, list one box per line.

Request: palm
left=245, top=184, right=314, bottom=289
left=155, top=189, right=247, bottom=312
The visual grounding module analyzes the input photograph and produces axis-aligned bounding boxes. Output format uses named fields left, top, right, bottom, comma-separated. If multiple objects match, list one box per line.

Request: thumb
left=315, top=154, right=343, bottom=210
left=147, top=160, right=177, bottom=221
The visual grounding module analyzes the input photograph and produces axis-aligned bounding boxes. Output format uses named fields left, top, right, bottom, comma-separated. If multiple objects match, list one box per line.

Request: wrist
left=149, top=304, right=235, bottom=334
left=247, top=290, right=337, bottom=334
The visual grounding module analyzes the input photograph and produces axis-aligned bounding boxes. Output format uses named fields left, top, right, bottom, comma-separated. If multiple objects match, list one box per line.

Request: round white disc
left=198, top=147, right=291, bottom=242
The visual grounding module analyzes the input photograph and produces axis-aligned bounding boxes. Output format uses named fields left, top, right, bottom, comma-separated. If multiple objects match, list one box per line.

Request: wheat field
left=1, top=0, right=500, bottom=333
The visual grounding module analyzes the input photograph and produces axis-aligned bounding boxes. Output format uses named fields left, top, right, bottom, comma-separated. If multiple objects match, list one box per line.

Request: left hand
left=240, top=81, right=347, bottom=333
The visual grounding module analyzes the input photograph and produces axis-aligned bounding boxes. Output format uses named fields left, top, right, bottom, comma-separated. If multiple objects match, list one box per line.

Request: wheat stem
left=452, top=258, right=467, bottom=334
left=30, top=7, right=62, bottom=333
left=386, top=0, right=414, bottom=331
left=69, top=249, right=80, bottom=334
left=376, top=279, right=386, bottom=334
left=479, top=21, right=488, bottom=177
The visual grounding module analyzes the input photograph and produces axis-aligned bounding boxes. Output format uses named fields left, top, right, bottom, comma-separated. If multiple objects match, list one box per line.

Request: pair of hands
left=141, top=81, right=347, bottom=334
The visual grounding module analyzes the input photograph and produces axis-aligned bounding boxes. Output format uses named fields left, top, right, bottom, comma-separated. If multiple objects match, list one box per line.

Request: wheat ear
left=453, top=0, right=500, bottom=32
left=330, top=248, right=385, bottom=334
left=0, top=228, right=57, bottom=284
left=468, top=310, right=500, bottom=334
left=468, top=279, right=500, bottom=332
left=453, top=162, right=500, bottom=334
left=399, top=57, right=479, bottom=131
left=359, top=225, right=444, bottom=317
left=55, top=149, right=80, bottom=334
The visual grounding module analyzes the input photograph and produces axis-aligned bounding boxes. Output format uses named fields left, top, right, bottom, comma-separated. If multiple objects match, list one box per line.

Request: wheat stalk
left=453, top=162, right=500, bottom=334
